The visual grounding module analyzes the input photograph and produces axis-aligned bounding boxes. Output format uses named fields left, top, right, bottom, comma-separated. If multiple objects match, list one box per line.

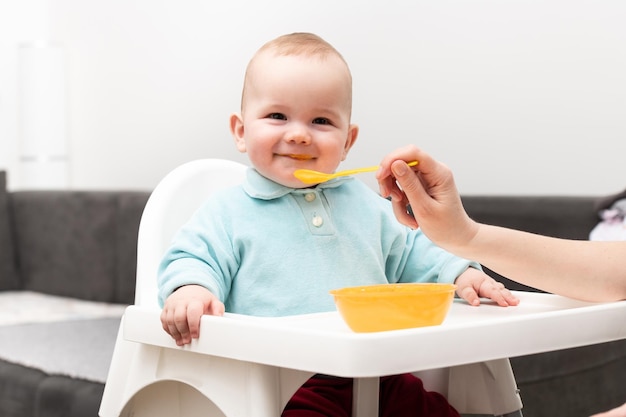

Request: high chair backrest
left=134, top=159, right=248, bottom=308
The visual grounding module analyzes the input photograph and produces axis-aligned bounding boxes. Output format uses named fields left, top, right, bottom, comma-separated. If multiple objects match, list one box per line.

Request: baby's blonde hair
left=240, top=32, right=352, bottom=113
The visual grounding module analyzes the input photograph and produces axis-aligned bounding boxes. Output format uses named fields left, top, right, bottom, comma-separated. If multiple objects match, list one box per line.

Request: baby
left=158, top=32, right=518, bottom=417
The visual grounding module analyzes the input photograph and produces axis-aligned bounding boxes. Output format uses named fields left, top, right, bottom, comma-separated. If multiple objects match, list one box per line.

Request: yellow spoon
left=294, top=161, right=418, bottom=184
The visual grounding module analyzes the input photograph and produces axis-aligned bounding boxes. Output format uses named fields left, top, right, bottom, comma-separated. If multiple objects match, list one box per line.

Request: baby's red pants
left=282, top=373, right=460, bottom=417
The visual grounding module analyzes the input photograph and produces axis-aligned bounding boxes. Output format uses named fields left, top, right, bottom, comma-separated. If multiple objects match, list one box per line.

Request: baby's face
left=231, top=53, right=358, bottom=188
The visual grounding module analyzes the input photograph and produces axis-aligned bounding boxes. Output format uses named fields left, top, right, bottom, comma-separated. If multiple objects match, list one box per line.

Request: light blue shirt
left=157, top=168, right=480, bottom=316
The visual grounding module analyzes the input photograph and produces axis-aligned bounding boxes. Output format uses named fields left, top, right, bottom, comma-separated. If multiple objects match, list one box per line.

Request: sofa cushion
left=461, top=196, right=599, bottom=240
left=0, top=171, right=19, bottom=290
left=35, top=375, right=106, bottom=417
left=10, top=191, right=148, bottom=303
left=0, top=360, right=105, bottom=417
left=0, top=360, right=45, bottom=417
left=511, top=339, right=626, bottom=417
left=11, top=191, right=119, bottom=301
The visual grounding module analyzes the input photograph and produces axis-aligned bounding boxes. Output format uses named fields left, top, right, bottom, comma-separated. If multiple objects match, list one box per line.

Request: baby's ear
left=342, top=124, right=359, bottom=160
left=230, top=113, right=246, bottom=153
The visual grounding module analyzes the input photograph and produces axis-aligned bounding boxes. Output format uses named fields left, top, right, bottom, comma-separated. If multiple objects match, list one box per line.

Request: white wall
left=1, top=0, right=624, bottom=195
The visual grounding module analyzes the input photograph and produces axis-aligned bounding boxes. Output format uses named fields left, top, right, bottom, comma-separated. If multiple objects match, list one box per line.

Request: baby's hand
left=454, top=268, right=520, bottom=307
left=160, top=284, right=225, bottom=346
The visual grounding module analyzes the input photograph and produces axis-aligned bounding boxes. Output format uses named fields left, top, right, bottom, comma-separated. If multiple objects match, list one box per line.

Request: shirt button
left=304, top=193, right=316, bottom=202
left=312, top=215, right=324, bottom=227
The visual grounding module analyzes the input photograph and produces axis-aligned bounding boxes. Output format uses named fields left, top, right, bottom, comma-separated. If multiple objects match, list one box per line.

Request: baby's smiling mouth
left=283, top=154, right=313, bottom=161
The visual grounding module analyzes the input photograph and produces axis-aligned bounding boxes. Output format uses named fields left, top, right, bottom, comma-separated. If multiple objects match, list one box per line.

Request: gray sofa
left=0, top=169, right=624, bottom=417
left=0, top=171, right=148, bottom=417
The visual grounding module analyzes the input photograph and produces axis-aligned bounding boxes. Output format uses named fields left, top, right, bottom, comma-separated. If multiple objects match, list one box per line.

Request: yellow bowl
left=329, top=283, right=456, bottom=333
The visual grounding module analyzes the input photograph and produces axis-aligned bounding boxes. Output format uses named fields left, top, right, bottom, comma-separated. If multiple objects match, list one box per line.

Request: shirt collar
left=243, top=168, right=352, bottom=200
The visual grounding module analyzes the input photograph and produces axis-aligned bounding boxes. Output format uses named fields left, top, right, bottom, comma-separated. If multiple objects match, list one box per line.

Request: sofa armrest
left=0, top=171, right=19, bottom=291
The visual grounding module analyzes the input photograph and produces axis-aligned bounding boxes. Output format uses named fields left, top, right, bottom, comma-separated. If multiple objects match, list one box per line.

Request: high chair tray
left=123, top=291, right=626, bottom=378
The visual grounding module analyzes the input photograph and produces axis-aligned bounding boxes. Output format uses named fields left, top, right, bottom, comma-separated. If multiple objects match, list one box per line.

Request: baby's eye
left=312, top=117, right=331, bottom=125
left=267, top=113, right=286, bottom=120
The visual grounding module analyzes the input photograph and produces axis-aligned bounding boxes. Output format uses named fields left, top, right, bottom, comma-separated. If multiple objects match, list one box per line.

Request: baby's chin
left=262, top=170, right=314, bottom=189
left=280, top=177, right=316, bottom=189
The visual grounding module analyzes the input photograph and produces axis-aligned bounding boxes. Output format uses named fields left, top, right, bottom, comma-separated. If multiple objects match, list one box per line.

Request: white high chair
left=99, top=158, right=523, bottom=417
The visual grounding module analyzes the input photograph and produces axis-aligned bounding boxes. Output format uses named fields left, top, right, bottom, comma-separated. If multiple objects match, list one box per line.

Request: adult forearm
left=450, top=224, right=626, bottom=302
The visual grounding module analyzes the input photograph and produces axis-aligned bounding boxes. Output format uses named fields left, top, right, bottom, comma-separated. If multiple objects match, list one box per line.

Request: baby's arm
left=160, top=285, right=225, bottom=346
left=454, top=268, right=520, bottom=307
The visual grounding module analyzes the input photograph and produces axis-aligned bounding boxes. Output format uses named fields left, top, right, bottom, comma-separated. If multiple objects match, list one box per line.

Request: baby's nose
left=285, top=124, right=312, bottom=144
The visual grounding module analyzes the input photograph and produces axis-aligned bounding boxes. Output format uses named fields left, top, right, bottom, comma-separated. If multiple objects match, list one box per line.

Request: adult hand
left=377, top=145, right=478, bottom=253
